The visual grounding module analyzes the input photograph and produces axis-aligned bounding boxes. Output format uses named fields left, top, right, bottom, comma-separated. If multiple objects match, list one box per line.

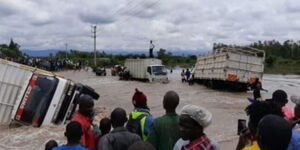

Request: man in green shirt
left=147, top=91, right=180, bottom=150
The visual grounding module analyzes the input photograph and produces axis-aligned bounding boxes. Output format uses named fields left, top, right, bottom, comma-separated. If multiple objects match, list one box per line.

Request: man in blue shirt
left=54, top=121, right=87, bottom=150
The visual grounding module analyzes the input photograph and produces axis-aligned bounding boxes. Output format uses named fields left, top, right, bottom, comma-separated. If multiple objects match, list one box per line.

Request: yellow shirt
left=243, top=141, right=260, bottom=150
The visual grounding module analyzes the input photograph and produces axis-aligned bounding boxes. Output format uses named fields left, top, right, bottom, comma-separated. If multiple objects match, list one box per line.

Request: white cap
left=181, top=104, right=212, bottom=128
left=291, top=95, right=300, bottom=105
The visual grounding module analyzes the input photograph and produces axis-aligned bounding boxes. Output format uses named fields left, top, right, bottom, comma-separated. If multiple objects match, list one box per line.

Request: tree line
left=213, top=40, right=300, bottom=74
left=55, top=48, right=197, bottom=68
left=1, top=39, right=299, bottom=73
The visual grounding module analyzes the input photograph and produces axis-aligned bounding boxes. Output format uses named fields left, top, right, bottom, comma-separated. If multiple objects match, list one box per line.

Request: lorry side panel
left=0, top=62, right=32, bottom=124
left=41, top=78, right=68, bottom=125
left=194, top=50, right=264, bottom=84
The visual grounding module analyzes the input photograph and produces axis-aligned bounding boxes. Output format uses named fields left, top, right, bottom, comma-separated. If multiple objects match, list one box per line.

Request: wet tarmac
left=0, top=69, right=299, bottom=150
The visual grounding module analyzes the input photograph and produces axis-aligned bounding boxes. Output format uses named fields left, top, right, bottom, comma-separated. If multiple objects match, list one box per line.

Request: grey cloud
left=1, top=0, right=300, bottom=51
left=30, top=19, right=53, bottom=26
left=79, top=12, right=115, bottom=24
left=285, top=0, right=300, bottom=13
left=0, top=2, right=18, bottom=17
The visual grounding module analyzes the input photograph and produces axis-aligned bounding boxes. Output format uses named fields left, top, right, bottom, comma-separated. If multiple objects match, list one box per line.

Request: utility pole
left=289, top=40, right=294, bottom=58
left=65, top=43, right=68, bottom=60
left=91, top=25, right=97, bottom=66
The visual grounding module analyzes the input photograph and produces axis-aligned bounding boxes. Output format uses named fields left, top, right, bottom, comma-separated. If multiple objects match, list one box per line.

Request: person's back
left=127, top=108, right=152, bottom=140
left=53, top=121, right=87, bottom=150
left=128, top=141, right=155, bottom=150
left=148, top=113, right=179, bottom=150
left=186, top=69, right=191, bottom=79
left=98, top=108, right=141, bottom=150
left=147, top=91, right=180, bottom=150
left=253, top=79, right=262, bottom=100
left=100, top=127, right=141, bottom=150
left=257, top=115, right=292, bottom=150
left=95, top=118, right=111, bottom=146
left=126, top=88, right=153, bottom=140
left=72, top=95, right=96, bottom=150
left=54, top=145, right=87, bottom=150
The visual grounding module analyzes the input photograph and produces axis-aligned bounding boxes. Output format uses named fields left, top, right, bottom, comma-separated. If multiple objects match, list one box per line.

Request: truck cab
left=146, top=65, right=168, bottom=82
left=11, top=73, right=99, bottom=127
left=0, top=59, right=99, bottom=127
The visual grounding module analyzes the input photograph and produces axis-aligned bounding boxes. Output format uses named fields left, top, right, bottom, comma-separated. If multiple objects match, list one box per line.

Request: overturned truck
left=0, top=59, right=99, bottom=127
left=193, top=47, right=265, bottom=91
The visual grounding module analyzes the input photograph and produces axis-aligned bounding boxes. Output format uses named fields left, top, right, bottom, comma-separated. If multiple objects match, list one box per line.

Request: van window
left=16, top=74, right=58, bottom=126
left=152, top=66, right=167, bottom=75
left=147, top=66, right=152, bottom=75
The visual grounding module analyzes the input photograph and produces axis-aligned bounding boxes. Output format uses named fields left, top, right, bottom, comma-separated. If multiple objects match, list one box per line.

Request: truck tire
left=148, top=78, right=153, bottom=83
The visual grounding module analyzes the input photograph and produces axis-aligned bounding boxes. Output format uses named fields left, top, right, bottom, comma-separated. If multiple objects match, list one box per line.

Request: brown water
left=1, top=69, right=299, bottom=150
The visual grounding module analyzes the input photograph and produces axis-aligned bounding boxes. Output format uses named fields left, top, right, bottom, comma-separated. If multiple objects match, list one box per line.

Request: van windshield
left=17, top=74, right=58, bottom=126
left=152, top=66, right=167, bottom=75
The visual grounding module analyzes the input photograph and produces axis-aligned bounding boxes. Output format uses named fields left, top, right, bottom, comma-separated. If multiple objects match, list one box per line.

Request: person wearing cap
left=126, top=88, right=153, bottom=140
left=174, top=104, right=216, bottom=150
left=147, top=91, right=181, bottom=150
left=266, top=89, right=294, bottom=120
left=257, top=115, right=292, bottom=150
left=287, top=95, right=300, bottom=150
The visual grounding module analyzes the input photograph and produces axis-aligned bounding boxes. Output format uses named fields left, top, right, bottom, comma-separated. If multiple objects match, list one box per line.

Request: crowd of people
left=44, top=87, right=300, bottom=150
left=1, top=56, right=84, bottom=71
left=181, top=69, right=194, bottom=85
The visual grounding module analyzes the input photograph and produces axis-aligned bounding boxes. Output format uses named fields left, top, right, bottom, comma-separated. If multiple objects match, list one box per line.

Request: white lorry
left=193, top=47, right=265, bottom=90
left=124, top=58, right=168, bottom=83
left=0, top=59, right=99, bottom=127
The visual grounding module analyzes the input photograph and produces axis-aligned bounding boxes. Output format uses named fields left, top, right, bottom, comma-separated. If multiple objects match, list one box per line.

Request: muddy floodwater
left=0, top=69, right=299, bottom=150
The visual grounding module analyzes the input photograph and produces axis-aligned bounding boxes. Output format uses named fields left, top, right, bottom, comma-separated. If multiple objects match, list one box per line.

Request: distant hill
left=21, top=49, right=209, bottom=57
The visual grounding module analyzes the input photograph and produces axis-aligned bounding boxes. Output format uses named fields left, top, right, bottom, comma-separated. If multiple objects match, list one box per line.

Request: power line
left=110, top=0, right=137, bottom=17
left=117, top=0, right=162, bottom=26
left=65, top=43, right=68, bottom=59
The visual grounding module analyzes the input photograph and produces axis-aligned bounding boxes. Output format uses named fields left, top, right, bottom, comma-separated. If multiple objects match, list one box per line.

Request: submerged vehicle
left=95, top=67, right=106, bottom=76
left=0, top=59, right=99, bottom=127
left=123, top=58, right=168, bottom=83
left=193, top=46, right=265, bottom=90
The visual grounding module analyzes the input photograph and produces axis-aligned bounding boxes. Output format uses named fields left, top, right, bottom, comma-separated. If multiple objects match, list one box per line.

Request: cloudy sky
left=0, top=0, right=300, bottom=52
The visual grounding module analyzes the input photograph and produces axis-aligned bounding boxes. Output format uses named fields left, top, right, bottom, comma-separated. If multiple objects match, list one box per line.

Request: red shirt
left=182, top=134, right=214, bottom=150
left=72, top=112, right=96, bottom=150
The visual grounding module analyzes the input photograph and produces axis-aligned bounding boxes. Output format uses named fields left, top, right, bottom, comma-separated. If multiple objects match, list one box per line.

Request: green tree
left=157, top=48, right=166, bottom=59
left=0, top=39, right=22, bottom=58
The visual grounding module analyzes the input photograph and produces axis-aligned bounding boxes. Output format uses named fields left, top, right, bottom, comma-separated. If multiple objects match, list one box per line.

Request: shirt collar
left=111, top=127, right=127, bottom=133
left=166, top=112, right=178, bottom=116
left=134, top=107, right=150, bottom=113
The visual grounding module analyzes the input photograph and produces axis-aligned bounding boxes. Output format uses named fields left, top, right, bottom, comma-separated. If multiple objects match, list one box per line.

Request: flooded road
left=0, top=69, right=299, bottom=150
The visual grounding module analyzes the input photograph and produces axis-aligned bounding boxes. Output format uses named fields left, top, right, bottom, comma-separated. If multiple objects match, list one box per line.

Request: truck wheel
left=148, top=78, right=153, bottom=83
left=208, top=81, right=214, bottom=88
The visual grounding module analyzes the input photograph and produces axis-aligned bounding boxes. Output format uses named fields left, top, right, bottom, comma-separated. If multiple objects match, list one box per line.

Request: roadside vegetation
left=1, top=39, right=300, bottom=74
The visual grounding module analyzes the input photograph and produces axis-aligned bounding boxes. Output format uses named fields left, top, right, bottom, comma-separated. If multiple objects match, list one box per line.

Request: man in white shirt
left=149, top=40, right=155, bottom=58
